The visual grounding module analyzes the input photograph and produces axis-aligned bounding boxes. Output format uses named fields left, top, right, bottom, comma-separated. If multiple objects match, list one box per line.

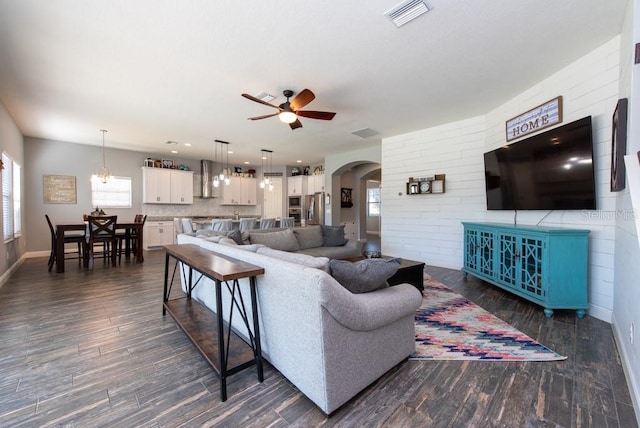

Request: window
left=91, top=176, right=132, bottom=208
left=367, top=185, right=381, bottom=217
left=2, top=152, right=21, bottom=241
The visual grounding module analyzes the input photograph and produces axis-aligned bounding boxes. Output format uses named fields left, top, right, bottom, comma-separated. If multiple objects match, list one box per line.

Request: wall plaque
left=506, top=96, right=563, bottom=142
left=43, top=175, right=77, bottom=204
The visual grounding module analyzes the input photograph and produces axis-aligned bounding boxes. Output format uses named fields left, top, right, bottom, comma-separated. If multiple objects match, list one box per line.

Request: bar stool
left=279, top=217, right=295, bottom=228
left=239, top=218, right=257, bottom=231
left=212, top=219, right=233, bottom=232
left=259, top=218, right=276, bottom=229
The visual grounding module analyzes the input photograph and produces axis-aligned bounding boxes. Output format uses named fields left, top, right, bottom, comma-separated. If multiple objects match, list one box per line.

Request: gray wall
left=24, top=137, right=286, bottom=252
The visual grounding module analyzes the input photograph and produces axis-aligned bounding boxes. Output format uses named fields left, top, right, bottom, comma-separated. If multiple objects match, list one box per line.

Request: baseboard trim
left=587, top=304, right=613, bottom=323
left=611, top=314, right=640, bottom=427
left=0, top=254, right=26, bottom=290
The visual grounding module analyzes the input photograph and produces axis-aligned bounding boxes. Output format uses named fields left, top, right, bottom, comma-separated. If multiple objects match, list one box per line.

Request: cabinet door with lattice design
left=517, top=236, right=546, bottom=299
left=464, top=227, right=495, bottom=279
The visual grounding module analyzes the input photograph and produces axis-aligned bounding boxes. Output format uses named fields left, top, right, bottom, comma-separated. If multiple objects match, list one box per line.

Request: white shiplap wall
left=382, top=36, right=621, bottom=322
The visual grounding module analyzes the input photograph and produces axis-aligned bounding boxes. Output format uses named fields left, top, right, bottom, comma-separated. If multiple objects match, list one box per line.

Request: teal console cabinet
left=462, top=222, right=590, bottom=318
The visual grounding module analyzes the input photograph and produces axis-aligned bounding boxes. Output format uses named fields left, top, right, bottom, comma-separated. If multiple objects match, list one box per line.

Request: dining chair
left=259, top=218, right=276, bottom=229
left=279, top=217, right=295, bottom=228
left=117, top=214, right=146, bottom=264
left=84, top=215, right=118, bottom=269
left=212, top=219, right=233, bottom=232
left=45, top=214, right=84, bottom=272
left=239, top=218, right=257, bottom=231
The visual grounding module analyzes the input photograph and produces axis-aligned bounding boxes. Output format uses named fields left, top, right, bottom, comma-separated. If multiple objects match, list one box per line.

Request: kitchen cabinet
left=221, top=177, right=257, bottom=205
left=462, top=222, right=590, bottom=318
left=144, top=221, right=175, bottom=249
left=142, top=167, right=194, bottom=204
left=307, top=174, right=325, bottom=194
left=170, top=170, right=194, bottom=204
left=288, top=176, right=307, bottom=196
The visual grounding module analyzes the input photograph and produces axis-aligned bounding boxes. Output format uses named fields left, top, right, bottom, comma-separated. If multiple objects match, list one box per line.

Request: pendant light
left=259, top=149, right=273, bottom=191
left=268, top=150, right=274, bottom=191
left=95, top=129, right=111, bottom=184
left=212, top=140, right=220, bottom=188
left=259, top=150, right=267, bottom=189
left=215, top=139, right=231, bottom=186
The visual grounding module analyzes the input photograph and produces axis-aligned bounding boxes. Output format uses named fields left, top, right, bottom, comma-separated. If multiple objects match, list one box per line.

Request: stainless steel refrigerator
left=305, top=192, right=324, bottom=225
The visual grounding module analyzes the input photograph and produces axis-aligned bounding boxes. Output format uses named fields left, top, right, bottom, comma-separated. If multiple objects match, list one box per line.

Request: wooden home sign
left=43, top=175, right=77, bottom=204
left=506, top=96, right=563, bottom=142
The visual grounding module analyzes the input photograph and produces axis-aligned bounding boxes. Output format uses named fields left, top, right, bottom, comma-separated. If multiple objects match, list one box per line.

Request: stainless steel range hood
left=200, top=159, right=217, bottom=198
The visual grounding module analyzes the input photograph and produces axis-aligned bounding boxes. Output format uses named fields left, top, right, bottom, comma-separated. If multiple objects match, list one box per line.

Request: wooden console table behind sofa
left=162, top=244, right=265, bottom=401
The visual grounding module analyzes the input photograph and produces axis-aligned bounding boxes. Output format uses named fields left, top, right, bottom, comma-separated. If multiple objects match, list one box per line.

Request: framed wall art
left=611, top=98, right=628, bottom=192
left=43, top=175, right=77, bottom=204
left=341, top=188, right=353, bottom=208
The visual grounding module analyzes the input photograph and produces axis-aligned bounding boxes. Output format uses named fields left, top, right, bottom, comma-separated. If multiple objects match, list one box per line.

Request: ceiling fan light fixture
left=279, top=111, right=297, bottom=124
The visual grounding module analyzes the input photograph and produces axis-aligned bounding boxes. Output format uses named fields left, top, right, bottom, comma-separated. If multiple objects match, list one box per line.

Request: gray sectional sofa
left=175, top=233, right=423, bottom=414
left=195, top=224, right=364, bottom=260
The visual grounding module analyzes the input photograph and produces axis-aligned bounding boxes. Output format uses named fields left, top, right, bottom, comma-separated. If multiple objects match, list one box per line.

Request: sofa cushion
left=329, top=258, right=402, bottom=293
left=293, top=225, right=324, bottom=250
left=321, top=225, right=348, bottom=247
left=196, top=229, right=228, bottom=238
left=249, top=228, right=301, bottom=252
left=257, top=247, right=330, bottom=272
left=219, top=238, right=264, bottom=252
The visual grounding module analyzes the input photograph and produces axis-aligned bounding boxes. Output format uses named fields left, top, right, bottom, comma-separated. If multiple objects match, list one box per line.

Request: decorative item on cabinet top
left=406, top=174, right=445, bottom=195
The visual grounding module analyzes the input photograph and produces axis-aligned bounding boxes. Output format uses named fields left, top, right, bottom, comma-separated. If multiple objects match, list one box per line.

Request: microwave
left=288, top=196, right=302, bottom=208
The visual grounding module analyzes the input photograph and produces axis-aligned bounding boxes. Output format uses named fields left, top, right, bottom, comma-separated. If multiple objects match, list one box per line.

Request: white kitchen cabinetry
left=221, top=177, right=257, bottom=205
left=307, top=174, right=325, bottom=194
left=142, top=167, right=193, bottom=204
left=170, top=170, right=194, bottom=204
left=144, top=221, right=175, bottom=249
left=288, top=176, right=307, bottom=196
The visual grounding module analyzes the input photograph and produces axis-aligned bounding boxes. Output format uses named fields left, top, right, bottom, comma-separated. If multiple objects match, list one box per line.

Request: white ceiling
left=0, top=0, right=628, bottom=168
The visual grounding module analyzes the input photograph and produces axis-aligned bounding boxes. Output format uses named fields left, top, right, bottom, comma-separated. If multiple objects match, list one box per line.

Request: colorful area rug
left=411, top=276, right=566, bottom=361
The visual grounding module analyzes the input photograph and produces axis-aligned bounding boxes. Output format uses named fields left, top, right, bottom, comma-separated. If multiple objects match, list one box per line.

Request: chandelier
left=94, top=129, right=111, bottom=184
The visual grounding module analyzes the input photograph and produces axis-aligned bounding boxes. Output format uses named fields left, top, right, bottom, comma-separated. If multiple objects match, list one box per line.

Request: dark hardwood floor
left=0, top=250, right=637, bottom=427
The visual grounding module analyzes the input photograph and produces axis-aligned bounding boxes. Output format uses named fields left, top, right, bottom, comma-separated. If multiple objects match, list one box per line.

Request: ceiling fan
left=242, top=89, right=336, bottom=130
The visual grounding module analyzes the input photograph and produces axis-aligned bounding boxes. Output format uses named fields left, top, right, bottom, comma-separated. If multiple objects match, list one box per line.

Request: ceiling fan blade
left=289, top=119, right=303, bottom=130
left=248, top=113, right=279, bottom=120
left=241, top=93, right=282, bottom=110
left=296, top=110, right=336, bottom=120
left=290, top=89, right=315, bottom=110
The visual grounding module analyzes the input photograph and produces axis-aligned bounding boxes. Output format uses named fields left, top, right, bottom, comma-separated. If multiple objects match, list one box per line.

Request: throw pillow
left=227, top=229, right=244, bottom=245
left=329, top=258, right=402, bottom=294
left=293, top=225, right=324, bottom=250
left=321, top=225, right=348, bottom=247
left=249, top=228, right=301, bottom=252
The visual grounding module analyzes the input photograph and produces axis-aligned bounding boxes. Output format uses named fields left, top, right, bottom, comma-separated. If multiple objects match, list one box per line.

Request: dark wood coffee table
left=342, top=256, right=425, bottom=291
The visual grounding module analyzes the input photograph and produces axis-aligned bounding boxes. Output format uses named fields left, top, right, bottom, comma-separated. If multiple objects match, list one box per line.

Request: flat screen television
left=484, top=116, right=596, bottom=210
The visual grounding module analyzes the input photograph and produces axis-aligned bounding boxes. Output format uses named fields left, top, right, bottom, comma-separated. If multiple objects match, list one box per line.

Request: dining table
left=55, top=221, right=144, bottom=273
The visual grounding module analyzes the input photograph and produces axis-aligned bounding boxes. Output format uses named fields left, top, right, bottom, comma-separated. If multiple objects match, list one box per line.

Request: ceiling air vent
left=384, top=0, right=430, bottom=27
left=254, top=91, right=275, bottom=103
left=352, top=128, right=380, bottom=139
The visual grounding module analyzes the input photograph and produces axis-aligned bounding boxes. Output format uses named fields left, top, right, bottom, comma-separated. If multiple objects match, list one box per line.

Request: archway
left=328, top=161, right=381, bottom=241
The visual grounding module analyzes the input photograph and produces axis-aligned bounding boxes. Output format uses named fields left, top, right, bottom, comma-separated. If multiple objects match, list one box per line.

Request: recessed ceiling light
left=171, top=150, right=178, bottom=154
left=244, top=161, right=250, bottom=165
left=384, top=0, right=430, bottom=27
left=184, top=143, right=191, bottom=147
left=296, top=160, right=302, bottom=163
